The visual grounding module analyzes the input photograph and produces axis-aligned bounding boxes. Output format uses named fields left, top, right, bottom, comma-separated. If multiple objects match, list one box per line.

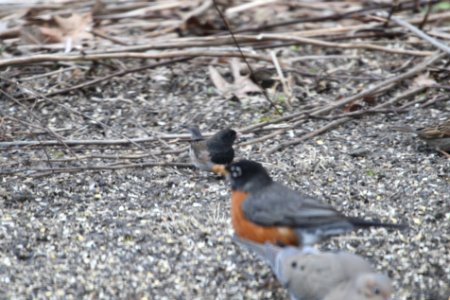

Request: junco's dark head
left=224, top=160, right=272, bottom=192
left=212, top=128, right=237, bottom=146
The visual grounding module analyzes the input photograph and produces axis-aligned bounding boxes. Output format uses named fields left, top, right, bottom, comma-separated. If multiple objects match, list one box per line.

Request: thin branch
left=1, top=31, right=437, bottom=69
left=390, top=16, right=450, bottom=54
left=310, top=51, right=446, bottom=116
left=0, top=136, right=181, bottom=148
left=1, top=148, right=188, bottom=168
left=270, top=51, right=293, bottom=109
left=239, top=129, right=286, bottom=147
left=266, top=52, right=446, bottom=154
left=0, top=89, right=78, bottom=158
left=0, top=49, right=276, bottom=68
left=1, top=161, right=194, bottom=178
left=21, top=57, right=193, bottom=101
left=91, top=29, right=129, bottom=46
left=231, top=0, right=435, bottom=34
left=19, top=66, right=80, bottom=81
left=255, top=33, right=433, bottom=57
left=266, top=118, right=351, bottom=155
left=418, top=0, right=433, bottom=29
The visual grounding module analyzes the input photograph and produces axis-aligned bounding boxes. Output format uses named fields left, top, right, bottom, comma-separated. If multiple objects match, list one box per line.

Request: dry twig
left=266, top=52, right=446, bottom=153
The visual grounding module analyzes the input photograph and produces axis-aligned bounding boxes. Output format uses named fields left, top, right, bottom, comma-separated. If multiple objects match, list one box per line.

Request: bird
left=233, top=236, right=393, bottom=300
left=187, top=126, right=237, bottom=172
left=391, top=119, right=450, bottom=158
left=323, top=273, right=393, bottom=300
left=213, top=160, right=405, bottom=247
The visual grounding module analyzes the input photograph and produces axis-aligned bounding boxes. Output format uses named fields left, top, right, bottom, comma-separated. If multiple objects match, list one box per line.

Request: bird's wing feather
left=242, top=183, right=347, bottom=227
left=188, top=127, right=204, bottom=140
left=190, top=141, right=212, bottom=170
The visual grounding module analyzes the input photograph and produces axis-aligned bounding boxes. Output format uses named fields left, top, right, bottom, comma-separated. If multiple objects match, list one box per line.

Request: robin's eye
left=373, top=288, right=380, bottom=295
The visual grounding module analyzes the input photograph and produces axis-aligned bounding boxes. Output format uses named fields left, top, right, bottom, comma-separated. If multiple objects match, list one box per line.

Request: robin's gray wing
left=242, top=183, right=350, bottom=228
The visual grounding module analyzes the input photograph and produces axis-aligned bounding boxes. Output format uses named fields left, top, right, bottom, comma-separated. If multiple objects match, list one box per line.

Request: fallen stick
left=266, top=52, right=446, bottom=154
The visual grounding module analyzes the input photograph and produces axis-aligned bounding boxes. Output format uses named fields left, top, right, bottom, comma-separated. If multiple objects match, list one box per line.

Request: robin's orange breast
left=231, top=190, right=299, bottom=246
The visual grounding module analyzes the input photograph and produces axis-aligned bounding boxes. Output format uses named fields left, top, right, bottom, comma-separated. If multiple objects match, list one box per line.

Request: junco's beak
left=211, top=164, right=229, bottom=176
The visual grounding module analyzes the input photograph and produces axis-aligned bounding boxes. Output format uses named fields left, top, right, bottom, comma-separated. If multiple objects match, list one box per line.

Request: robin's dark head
left=225, top=160, right=272, bottom=192
left=210, top=128, right=237, bottom=146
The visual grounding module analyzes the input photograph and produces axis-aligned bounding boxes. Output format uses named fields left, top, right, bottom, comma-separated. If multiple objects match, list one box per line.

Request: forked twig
left=211, top=0, right=281, bottom=114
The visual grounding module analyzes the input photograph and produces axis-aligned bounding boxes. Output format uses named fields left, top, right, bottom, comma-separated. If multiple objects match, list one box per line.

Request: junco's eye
left=291, top=261, right=297, bottom=268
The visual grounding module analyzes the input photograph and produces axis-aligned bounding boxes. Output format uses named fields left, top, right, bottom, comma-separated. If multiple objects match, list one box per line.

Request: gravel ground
left=1, top=58, right=449, bottom=300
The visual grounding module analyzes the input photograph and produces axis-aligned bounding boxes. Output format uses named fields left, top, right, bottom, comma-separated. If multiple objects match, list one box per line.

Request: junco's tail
left=348, top=217, right=407, bottom=230
left=188, top=126, right=204, bottom=140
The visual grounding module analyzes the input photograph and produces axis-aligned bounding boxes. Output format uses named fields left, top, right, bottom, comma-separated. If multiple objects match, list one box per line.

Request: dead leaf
left=250, top=68, right=276, bottom=88
left=53, top=12, right=93, bottom=41
left=208, top=58, right=262, bottom=101
left=92, top=0, right=106, bottom=16
left=343, top=101, right=362, bottom=113
left=178, top=16, right=217, bottom=36
left=20, top=25, right=62, bottom=44
left=362, top=95, right=377, bottom=106
left=19, top=12, right=93, bottom=50
left=412, top=73, right=436, bottom=87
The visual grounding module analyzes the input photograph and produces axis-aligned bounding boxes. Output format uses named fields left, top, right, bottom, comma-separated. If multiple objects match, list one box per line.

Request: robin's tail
left=348, top=217, right=407, bottom=230
left=188, top=126, right=204, bottom=141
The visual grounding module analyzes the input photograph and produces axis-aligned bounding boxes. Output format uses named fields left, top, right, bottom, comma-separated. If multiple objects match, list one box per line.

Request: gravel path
left=1, top=61, right=449, bottom=300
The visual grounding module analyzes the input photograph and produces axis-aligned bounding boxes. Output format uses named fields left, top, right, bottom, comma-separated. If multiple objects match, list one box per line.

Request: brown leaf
left=250, top=68, right=276, bottom=88
left=362, top=95, right=377, bottom=106
left=412, top=73, right=436, bottom=87
left=19, top=12, right=93, bottom=49
left=92, top=0, right=106, bottom=16
left=53, top=12, right=93, bottom=42
left=208, top=58, right=261, bottom=101
left=20, top=25, right=62, bottom=44
left=343, top=101, right=362, bottom=113
left=179, top=16, right=216, bottom=36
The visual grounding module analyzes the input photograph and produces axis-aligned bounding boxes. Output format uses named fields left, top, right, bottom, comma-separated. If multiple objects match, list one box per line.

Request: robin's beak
left=211, top=164, right=229, bottom=176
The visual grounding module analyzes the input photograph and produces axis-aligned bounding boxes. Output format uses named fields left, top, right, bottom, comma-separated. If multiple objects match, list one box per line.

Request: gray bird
left=323, top=272, right=393, bottom=300
left=233, top=236, right=393, bottom=300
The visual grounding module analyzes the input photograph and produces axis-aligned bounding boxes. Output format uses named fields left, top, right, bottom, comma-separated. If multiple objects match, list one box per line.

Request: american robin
left=187, top=127, right=237, bottom=171
left=214, top=160, right=405, bottom=247
left=233, top=236, right=392, bottom=300
left=391, top=119, right=450, bottom=158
